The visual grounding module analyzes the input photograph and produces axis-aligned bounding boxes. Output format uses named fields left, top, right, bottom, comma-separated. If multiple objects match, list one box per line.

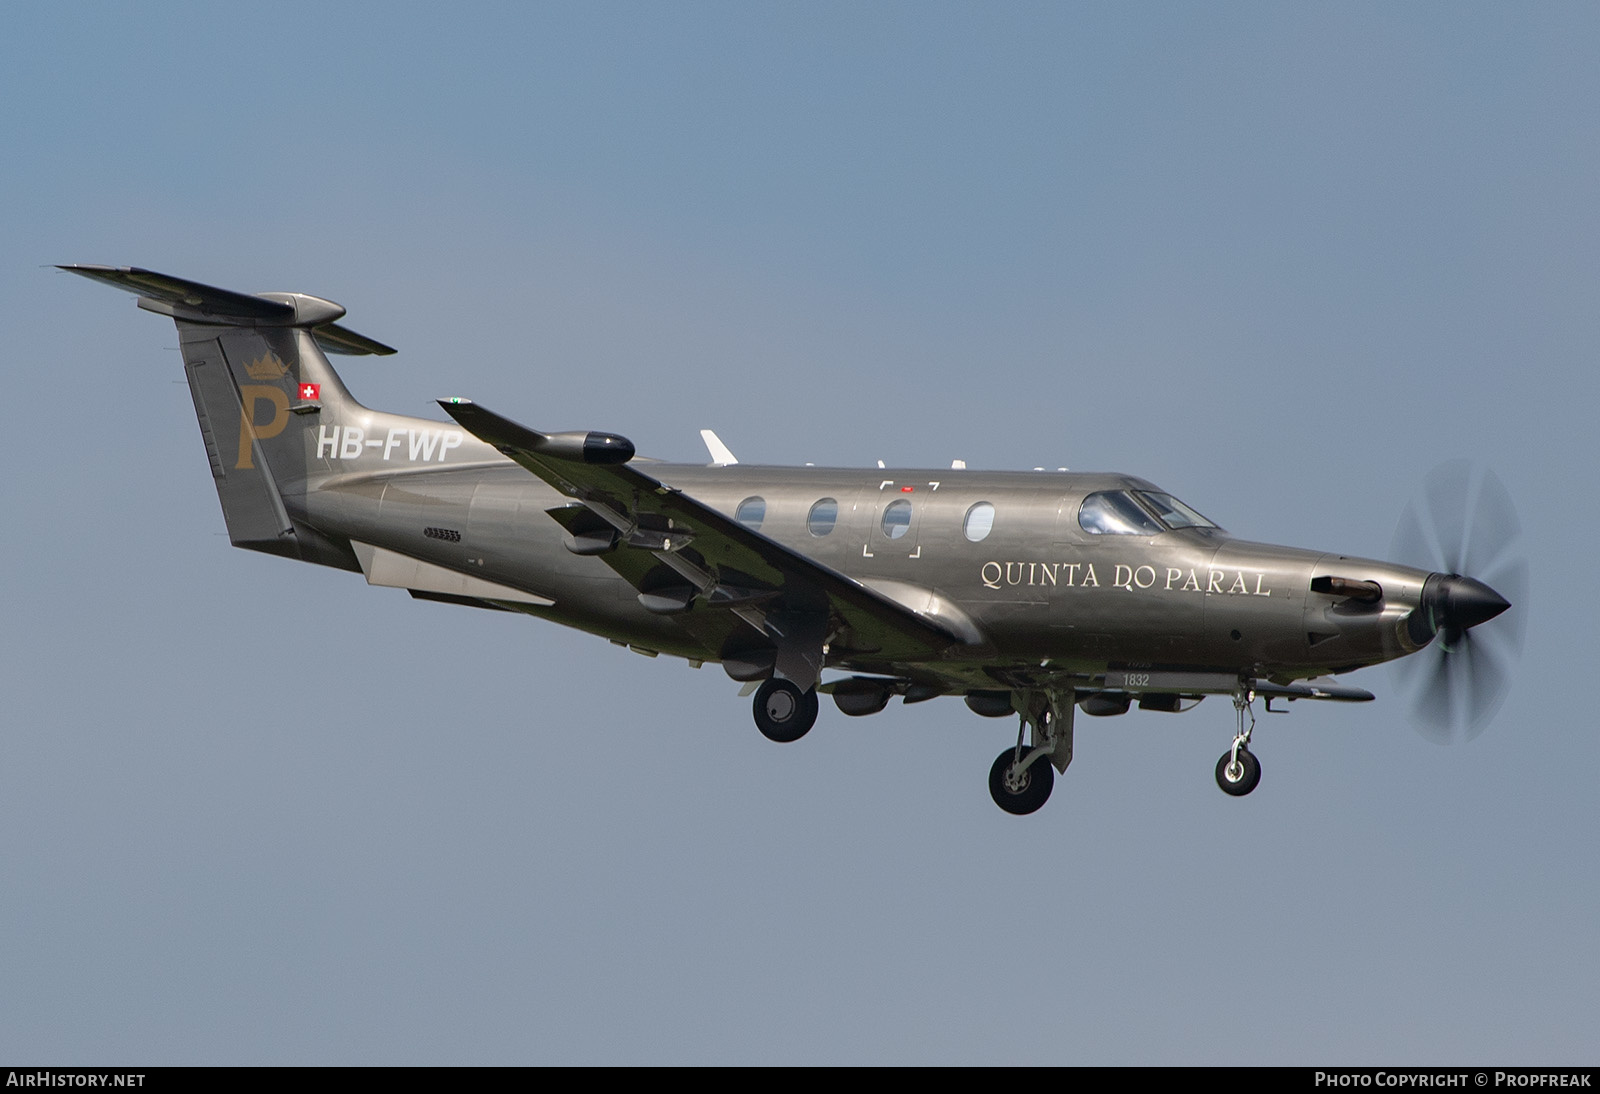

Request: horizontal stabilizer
left=58, top=264, right=396, bottom=355
left=312, top=324, right=398, bottom=356
left=60, top=264, right=290, bottom=319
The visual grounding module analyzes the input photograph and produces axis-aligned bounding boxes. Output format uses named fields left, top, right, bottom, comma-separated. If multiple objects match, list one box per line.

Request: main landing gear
left=989, top=745, right=1054, bottom=815
left=752, top=678, right=818, bottom=743
left=1215, top=688, right=1263, bottom=796
left=988, top=689, right=1075, bottom=815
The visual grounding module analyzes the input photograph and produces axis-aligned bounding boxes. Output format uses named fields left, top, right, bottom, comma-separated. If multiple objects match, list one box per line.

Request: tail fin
left=60, top=265, right=393, bottom=568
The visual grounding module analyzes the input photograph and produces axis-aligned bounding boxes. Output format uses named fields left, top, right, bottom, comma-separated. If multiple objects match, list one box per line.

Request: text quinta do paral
left=980, top=560, right=1272, bottom=596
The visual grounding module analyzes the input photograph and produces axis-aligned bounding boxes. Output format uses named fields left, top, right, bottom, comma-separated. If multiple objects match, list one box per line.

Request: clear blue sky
left=2, top=2, right=1596, bottom=1063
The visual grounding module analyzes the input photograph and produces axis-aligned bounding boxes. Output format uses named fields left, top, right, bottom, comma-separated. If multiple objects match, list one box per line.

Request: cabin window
left=881, top=499, right=912, bottom=539
left=963, top=502, right=995, bottom=542
left=808, top=498, right=838, bottom=536
left=1078, top=491, right=1162, bottom=535
left=736, top=496, right=766, bottom=531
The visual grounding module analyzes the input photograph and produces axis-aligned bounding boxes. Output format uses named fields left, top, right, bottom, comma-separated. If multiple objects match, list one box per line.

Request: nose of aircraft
left=1410, top=573, right=1511, bottom=644
left=1435, top=574, right=1511, bottom=630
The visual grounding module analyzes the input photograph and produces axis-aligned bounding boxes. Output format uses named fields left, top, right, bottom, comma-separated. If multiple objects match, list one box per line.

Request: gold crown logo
left=245, top=353, right=289, bottom=381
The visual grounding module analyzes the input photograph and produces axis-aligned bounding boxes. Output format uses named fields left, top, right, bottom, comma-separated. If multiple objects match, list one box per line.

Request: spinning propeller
left=1389, top=462, right=1528, bottom=744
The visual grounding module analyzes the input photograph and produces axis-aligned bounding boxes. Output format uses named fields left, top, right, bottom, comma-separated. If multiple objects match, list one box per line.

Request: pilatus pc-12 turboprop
left=62, top=265, right=1525, bottom=814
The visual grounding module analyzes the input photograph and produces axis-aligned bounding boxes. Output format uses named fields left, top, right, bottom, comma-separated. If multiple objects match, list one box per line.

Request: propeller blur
left=1391, top=462, right=1528, bottom=744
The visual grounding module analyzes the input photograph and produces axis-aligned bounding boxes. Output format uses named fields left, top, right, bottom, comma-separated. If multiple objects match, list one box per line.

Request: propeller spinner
left=1390, top=462, right=1528, bottom=744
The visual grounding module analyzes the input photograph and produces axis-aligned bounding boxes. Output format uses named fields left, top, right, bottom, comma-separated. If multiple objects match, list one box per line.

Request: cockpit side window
left=1134, top=491, right=1220, bottom=531
left=1078, top=491, right=1162, bottom=535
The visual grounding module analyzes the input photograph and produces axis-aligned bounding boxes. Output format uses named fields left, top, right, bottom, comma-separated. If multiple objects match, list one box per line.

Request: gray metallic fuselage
left=292, top=414, right=1430, bottom=690
left=60, top=262, right=1519, bottom=812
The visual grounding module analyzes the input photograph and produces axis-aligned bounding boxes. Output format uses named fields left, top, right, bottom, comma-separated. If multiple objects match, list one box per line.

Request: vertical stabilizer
left=60, top=265, right=395, bottom=568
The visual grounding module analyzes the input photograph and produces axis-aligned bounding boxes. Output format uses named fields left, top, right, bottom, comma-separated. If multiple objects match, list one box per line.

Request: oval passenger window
left=808, top=498, right=838, bottom=536
left=736, top=496, right=766, bottom=531
left=881, top=499, right=912, bottom=540
left=964, top=502, right=995, bottom=542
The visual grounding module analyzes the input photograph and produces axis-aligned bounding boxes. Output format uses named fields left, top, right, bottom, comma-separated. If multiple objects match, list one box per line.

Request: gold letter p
left=236, top=385, right=291, bottom=470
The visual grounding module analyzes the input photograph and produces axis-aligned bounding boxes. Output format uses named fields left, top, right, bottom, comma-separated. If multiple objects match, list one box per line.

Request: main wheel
left=988, top=747, right=1054, bottom=815
left=1215, top=748, right=1262, bottom=796
left=753, top=678, right=818, bottom=743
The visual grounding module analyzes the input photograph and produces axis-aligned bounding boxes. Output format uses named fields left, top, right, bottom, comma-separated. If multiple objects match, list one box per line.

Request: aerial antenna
left=699, top=429, right=738, bottom=466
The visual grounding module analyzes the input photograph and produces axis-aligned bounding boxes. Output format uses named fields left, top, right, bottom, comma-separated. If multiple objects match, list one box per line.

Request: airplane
left=60, top=264, right=1525, bottom=814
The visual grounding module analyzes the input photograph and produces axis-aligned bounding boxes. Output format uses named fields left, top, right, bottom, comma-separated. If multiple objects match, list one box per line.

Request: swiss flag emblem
left=298, top=383, right=321, bottom=401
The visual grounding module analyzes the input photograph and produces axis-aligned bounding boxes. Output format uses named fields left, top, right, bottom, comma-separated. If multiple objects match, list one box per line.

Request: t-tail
left=59, top=264, right=464, bottom=571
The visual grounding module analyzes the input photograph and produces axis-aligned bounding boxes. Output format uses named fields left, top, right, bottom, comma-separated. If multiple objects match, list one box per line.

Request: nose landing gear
left=1215, top=746, right=1262, bottom=796
left=1215, top=687, right=1262, bottom=796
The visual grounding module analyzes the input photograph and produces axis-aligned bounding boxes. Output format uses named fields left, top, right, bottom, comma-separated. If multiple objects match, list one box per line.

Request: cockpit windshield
left=1078, top=491, right=1162, bottom=535
left=1132, top=491, right=1219, bottom=531
left=1077, top=489, right=1221, bottom=535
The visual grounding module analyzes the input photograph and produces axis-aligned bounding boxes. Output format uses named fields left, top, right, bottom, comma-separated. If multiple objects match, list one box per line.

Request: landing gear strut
left=988, top=688, right=1074, bottom=815
left=753, top=678, right=818, bottom=743
left=1215, top=687, right=1263, bottom=796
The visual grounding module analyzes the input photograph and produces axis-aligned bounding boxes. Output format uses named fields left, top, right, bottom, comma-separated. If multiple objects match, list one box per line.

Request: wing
left=438, top=401, right=961, bottom=683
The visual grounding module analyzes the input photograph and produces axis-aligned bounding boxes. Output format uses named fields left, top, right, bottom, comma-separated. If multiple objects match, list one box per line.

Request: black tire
left=1215, top=748, right=1262, bottom=796
left=753, top=678, right=818, bottom=743
left=988, top=747, right=1054, bottom=815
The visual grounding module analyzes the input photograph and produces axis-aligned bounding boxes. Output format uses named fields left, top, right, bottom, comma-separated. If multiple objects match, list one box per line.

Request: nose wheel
left=1215, top=747, right=1261, bottom=796
left=1215, top=686, right=1262, bottom=796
